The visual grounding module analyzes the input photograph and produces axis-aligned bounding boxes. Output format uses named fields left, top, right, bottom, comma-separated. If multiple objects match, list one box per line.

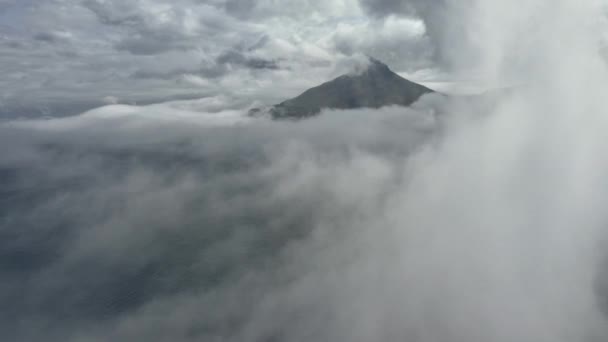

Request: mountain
left=252, top=58, right=435, bottom=119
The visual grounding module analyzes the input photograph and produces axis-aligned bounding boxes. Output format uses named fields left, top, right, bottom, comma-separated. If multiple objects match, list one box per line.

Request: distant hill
left=251, top=58, right=435, bottom=119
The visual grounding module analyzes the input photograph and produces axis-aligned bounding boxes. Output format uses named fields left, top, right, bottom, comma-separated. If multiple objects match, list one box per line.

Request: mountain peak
left=344, top=56, right=391, bottom=77
left=253, top=58, right=435, bottom=119
left=365, top=57, right=392, bottom=73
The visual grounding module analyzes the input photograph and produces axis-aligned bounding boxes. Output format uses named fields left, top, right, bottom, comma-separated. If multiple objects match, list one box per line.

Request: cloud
left=357, top=0, right=476, bottom=69
left=0, top=101, right=441, bottom=341
left=216, top=50, right=279, bottom=70
left=3, top=1, right=608, bottom=341
left=329, top=15, right=430, bottom=70
left=359, top=0, right=433, bottom=17
left=3, top=71, right=608, bottom=341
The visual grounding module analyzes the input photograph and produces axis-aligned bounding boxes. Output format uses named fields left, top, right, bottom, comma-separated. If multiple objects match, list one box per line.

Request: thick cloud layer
left=3, top=79, right=608, bottom=342
left=0, top=101, right=442, bottom=341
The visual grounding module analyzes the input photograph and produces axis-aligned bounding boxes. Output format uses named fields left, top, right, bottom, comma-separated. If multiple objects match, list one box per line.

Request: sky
left=0, top=0, right=436, bottom=118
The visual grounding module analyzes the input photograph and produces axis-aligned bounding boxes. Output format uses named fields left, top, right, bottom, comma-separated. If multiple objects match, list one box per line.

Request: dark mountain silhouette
left=251, top=58, right=435, bottom=119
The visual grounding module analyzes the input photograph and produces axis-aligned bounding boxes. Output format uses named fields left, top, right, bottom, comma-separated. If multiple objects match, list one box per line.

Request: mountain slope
left=262, top=59, right=435, bottom=119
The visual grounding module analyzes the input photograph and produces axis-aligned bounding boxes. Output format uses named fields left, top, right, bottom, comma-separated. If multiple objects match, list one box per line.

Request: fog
left=3, top=0, right=608, bottom=341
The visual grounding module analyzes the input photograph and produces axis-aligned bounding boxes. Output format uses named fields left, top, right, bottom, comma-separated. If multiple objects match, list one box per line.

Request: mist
left=3, top=0, right=608, bottom=341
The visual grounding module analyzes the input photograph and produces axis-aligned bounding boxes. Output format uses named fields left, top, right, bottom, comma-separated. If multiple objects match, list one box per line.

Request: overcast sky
left=4, top=0, right=608, bottom=118
left=0, top=0, right=442, bottom=117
